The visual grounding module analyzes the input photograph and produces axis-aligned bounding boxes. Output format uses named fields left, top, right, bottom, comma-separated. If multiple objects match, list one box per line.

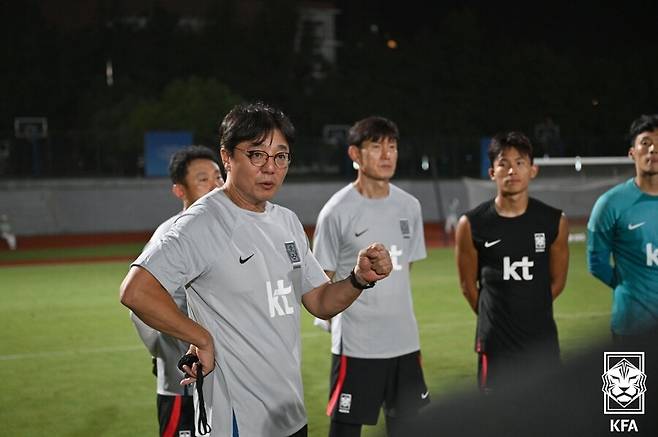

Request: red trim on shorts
left=479, top=353, right=489, bottom=390
left=326, top=355, right=348, bottom=416
left=163, top=395, right=182, bottom=437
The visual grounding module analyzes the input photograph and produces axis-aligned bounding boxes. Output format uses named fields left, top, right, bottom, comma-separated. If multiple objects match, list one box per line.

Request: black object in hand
left=176, top=353, right=212, bottom=435
left=177, top=353, right=200, bottom=376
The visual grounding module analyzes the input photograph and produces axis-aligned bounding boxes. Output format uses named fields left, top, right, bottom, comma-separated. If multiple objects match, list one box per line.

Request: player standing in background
left=455, top=131, right=569, bottom=392
left=131, top=145, right=222, bottom=437
left=587, top=114, right=658, bottom=342
left=313, top=116, right=429, bottom=437
left=120, top=102, right=393, bottom=437
left=0, top=214, right=17, bottom=250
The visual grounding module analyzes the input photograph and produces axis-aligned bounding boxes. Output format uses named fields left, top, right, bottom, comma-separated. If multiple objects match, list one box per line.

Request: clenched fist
left=354, top=243, right=393, bottom=285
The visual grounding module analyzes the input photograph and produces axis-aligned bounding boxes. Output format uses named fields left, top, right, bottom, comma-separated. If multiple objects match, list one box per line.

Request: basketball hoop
left=14, top=117, right=48, bottom=140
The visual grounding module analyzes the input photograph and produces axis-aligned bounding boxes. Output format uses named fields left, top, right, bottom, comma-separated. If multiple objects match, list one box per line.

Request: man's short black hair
left=628, top=114, right=658, bottom=146
left=347, top=116, right=399, bottom=147
left=218, top=102, right=295, bottom=153
left=168, top=145, right=218, bottom=185
left=488, top=131, right=534, bottom=168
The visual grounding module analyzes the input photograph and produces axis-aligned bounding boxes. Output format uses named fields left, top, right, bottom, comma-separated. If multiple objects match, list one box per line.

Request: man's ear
left=347, top=145, right=361, bottom=164
left=220, top=147, right=231, bottom=172
left=488, top=167, right=495, bottom=180
left=172, top=184, right=185, bottom=200
left=628, top=146, right=635, bottom=161
left=530, top=164, right=539, bottom=179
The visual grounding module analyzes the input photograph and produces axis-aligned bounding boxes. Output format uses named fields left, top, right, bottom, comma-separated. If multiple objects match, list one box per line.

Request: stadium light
left=106, top=59, right=114, bottom=87
left=421, top=155, right=430, bottom=171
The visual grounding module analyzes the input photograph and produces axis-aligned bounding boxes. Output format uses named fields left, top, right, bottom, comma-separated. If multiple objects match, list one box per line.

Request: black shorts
left=477, top=348, right=561, bottom=393
left=327, top=351, right=429, bottom=425
left=157, top=394, right=195, bottom=437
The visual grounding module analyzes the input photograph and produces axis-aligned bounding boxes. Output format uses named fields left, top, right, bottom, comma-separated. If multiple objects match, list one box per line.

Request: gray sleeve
left=302, top=250, right=331, bottom=294
left=312, top=208, right=341, bottom=272
left=144, top=214, right=179, bottom=252
left=133, top=213, right=211, bottom=294
left=409, top=200, right=427, bottom=263
left=296, top=217, right=330, bottom=293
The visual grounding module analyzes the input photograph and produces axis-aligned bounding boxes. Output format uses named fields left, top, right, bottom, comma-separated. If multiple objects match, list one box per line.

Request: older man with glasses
left=120, top=102, right=393, bottom=437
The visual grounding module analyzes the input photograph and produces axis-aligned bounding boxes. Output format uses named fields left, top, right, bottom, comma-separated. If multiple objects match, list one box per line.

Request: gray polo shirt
left=134, top=189, right=328, bottom=437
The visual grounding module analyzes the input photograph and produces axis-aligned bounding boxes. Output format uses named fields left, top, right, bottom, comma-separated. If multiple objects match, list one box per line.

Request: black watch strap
left=349, top=269, right=376, bottom=290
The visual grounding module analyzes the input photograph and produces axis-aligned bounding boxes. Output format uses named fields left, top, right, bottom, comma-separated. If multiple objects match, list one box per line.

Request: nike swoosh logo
left=628, top=222, right=645, bottom=230
left=239, top=254, right=255, bottom=264
left=484, top=239, right=501, bottom=248
left=354, top=229, right=368, bottom=237
left=421, top=391, right=430, bottom=400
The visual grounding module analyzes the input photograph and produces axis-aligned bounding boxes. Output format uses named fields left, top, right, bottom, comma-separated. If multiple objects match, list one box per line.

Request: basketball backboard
left=14, top=117, right=48, bottom=139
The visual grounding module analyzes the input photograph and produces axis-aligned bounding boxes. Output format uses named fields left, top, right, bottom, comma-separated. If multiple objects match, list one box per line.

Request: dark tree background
left=1, top=0, right=656, bottom=176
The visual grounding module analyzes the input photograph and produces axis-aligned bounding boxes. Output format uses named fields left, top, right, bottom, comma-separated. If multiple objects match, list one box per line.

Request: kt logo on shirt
left=266, top=279, right=294, bottom=318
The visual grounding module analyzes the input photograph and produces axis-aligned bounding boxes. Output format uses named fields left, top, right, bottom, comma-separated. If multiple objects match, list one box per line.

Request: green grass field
left=0, top=243, right=611, bottom=436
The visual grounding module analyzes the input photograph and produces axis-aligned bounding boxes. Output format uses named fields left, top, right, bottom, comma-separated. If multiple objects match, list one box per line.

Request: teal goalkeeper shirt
left=587, top=178, right=658, bottom=335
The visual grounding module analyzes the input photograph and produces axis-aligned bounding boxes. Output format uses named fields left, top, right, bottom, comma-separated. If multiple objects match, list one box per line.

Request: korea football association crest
left=338, top=393, right=352, bottom=414
left=534, top=233, right=546, bottom=253
left=284, top=241, right=301, bottom=269
left=399, top=218, right=410, bottom=239
left=602, top=352, right=646, bottom=415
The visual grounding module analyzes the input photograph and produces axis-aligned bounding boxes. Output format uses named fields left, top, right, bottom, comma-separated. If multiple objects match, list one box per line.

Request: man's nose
left=261, top=156, right=276, bottom=172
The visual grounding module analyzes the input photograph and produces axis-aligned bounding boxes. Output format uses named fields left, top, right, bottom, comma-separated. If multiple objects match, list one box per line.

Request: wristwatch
left=349, top=268, right=376, bottom=290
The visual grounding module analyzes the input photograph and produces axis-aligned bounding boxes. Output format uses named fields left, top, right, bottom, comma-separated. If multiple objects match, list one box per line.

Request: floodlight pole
left=27, top=128, right=41, bottom=177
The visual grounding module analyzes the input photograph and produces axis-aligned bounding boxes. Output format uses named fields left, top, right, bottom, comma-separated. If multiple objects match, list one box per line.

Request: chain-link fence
left=0, top=129, right=626, bottom=180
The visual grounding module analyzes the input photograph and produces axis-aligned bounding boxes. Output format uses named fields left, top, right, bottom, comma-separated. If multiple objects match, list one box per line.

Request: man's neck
left=494, top=192, right=529, bottom=217
left=635, top=173, right=658, bottom=195
left=222, top=184, right=266, bottom=212
left=353, top=175, right=390, bottom=199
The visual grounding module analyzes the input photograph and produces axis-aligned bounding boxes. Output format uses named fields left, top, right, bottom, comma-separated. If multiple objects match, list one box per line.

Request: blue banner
left=144, top=131, right=194, bottom=177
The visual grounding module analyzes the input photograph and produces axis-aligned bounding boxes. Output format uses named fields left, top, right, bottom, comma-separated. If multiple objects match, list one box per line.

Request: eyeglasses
left=234, top=147, right=291, bottom=169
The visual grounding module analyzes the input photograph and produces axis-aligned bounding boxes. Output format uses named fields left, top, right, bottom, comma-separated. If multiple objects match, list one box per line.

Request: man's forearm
left=317, top=277, right=364, bottom=319
left=131, top=302, right=211, bottom=349
left=120, top=267, right=212, bottom=348
left=461, top=283, right=479, bottom=314
left=588, top=251, right=615, bottom=288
